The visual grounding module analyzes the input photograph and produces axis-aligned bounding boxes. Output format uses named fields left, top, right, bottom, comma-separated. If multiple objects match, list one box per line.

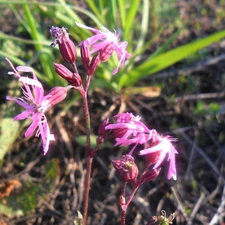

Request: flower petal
left=25, top=113, right=41, bottom=137
left=19, top=77, right=43, bottom=88
left=14, top=111, right=31, bottom=121
left=16, top=66, right=34, bottom=73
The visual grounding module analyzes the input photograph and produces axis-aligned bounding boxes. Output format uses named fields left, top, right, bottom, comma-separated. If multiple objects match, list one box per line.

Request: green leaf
left=75, top=135, right=113, bottom=150
left=0, top=102, right=20, bottom=161
left=124, top=0, right=140, bottom=41
left=120, top=29, right=225, bottom=87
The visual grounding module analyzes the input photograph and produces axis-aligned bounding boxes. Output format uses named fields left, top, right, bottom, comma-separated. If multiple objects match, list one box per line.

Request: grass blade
left=120, top=29, right=225, bottom=87
left=124, top=0, right=140, bottom=41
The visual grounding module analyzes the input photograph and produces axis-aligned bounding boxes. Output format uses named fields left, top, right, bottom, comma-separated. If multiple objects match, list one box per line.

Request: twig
left=173, top=92, right=225, bottom=103
left=190, top=193, right=205, bottom=222
left=171, top=186, right=191, bottom=223
left=209, top=185, right=225, bottom=225
left=177, top=132, right=224, bottom=181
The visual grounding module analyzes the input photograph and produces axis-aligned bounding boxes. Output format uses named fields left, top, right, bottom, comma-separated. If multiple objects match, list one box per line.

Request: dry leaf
left=0, top=180, right=22, bottom=198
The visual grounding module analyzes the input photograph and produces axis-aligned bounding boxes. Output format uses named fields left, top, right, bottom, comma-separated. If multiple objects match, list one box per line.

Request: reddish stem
left=120, top=182, right=127, bottom=225
left=120, top=183, right=140, bottom=225
left=82, top=76, right=92, bottom=225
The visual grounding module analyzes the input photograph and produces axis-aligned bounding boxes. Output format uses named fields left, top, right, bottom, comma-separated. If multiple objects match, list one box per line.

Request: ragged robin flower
left=76, top=22, right=131, bottom=74
left=139, top=134, right=178, bottom=180
left=6, top=58, right=70, bottom=155
left=105, top=112, right=151, bottom=147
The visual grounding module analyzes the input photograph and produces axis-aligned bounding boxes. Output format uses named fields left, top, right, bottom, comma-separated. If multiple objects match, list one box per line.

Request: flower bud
left=89, top=53, right=100, bottom=76
left=134, top=168, right=160, bottom=187
left=80, top=43, right=91, bottom=74
left=53, top=63, right=82, bottom=86
left=43, top=86, right=68, bottom=108
left=98, top=118, right=110, bottom=137
left=112, top=154, right=138, bottom=182
left=99, top=43, right=114, bottom=62
left=59, top=39, right=77, bottom=63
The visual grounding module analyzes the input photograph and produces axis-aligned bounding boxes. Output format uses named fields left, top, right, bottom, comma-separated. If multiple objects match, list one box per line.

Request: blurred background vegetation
left=0, top=0, right=225, bottom=224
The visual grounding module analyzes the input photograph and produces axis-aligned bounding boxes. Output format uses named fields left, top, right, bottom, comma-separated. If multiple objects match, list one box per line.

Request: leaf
left=124, top=86, right=161, bottom=98
left=119, top=29, right=225, bottom=87
left=0, top=102, right=20, bottom=161
left=0, top=180, right=22, bottom=198
left=75, top=135, right=113, bottom=149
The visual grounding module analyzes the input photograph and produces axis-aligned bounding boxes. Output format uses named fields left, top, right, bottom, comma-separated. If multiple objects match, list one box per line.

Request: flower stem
left=121, top=210, right=126, bottom=225
left=82, top=76, right=92, bottom=225
left=83, top=155, right=93, bottom=225
left=120, top=182, right=127, bottom=225
left=125, top=186, right=139, bottom=208
left=120, top=184, right=139, bottom=225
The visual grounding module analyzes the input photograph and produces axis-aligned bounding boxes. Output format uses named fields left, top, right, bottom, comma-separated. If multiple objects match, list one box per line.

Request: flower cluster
left=6, top=22, right=179, bottom=225
left=99, top=112, right=178, bottom=180
left=7, top=23, right=130, bottom=154
left=76, top=22, right=131, bottom=75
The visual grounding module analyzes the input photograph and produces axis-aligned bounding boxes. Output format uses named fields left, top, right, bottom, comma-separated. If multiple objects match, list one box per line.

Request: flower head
left=111, top=154, right=139, bottom=182
left=76, top=22, right=130, bottom=74
left=6, top=58, right=69, bottom=155
left=139, top=135, right=178, bottom=180
left=105, top=112, right=150, bottom=147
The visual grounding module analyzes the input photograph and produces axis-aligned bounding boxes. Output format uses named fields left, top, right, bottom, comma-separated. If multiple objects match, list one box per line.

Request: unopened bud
left=134, top=168, right=160, bottom=187
left=99, top=43, right=114, bottom=62
left=112, top=154, right=138, bottom=182
left=72, top=73, right=82, bottom=86
left=53, top=63, right=82, bottom=86
left=98, top=118, right=110, bottom=137
left=44, top=86, right=68, bottom=108
left=59, top=39, right=77, bottom=63
left=80, top=43, right=91, bottom=74
left=89, top=53, right=100, bottom=76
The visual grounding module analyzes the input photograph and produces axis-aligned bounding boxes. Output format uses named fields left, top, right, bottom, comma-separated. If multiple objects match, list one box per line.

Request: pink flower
left=139, top=135, right=178, bottom=180
left=6, top=58, right=69, bottom=155
left=76, top=22, right=131, bottom=74
left=105, top=112, right=151, bottom=147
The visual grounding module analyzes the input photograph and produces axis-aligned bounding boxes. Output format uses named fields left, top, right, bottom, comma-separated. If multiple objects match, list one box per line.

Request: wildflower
left=139, top=135, right=178, bottom=180
left=76, top=22, right=131, bottom=74
left=105, top=112, right=150, bottom=147
left=50, top=26, right=77, bottom=63
left=111, top=154, right=138, bottom=182
left=6, top=58, right=69, bottom=155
